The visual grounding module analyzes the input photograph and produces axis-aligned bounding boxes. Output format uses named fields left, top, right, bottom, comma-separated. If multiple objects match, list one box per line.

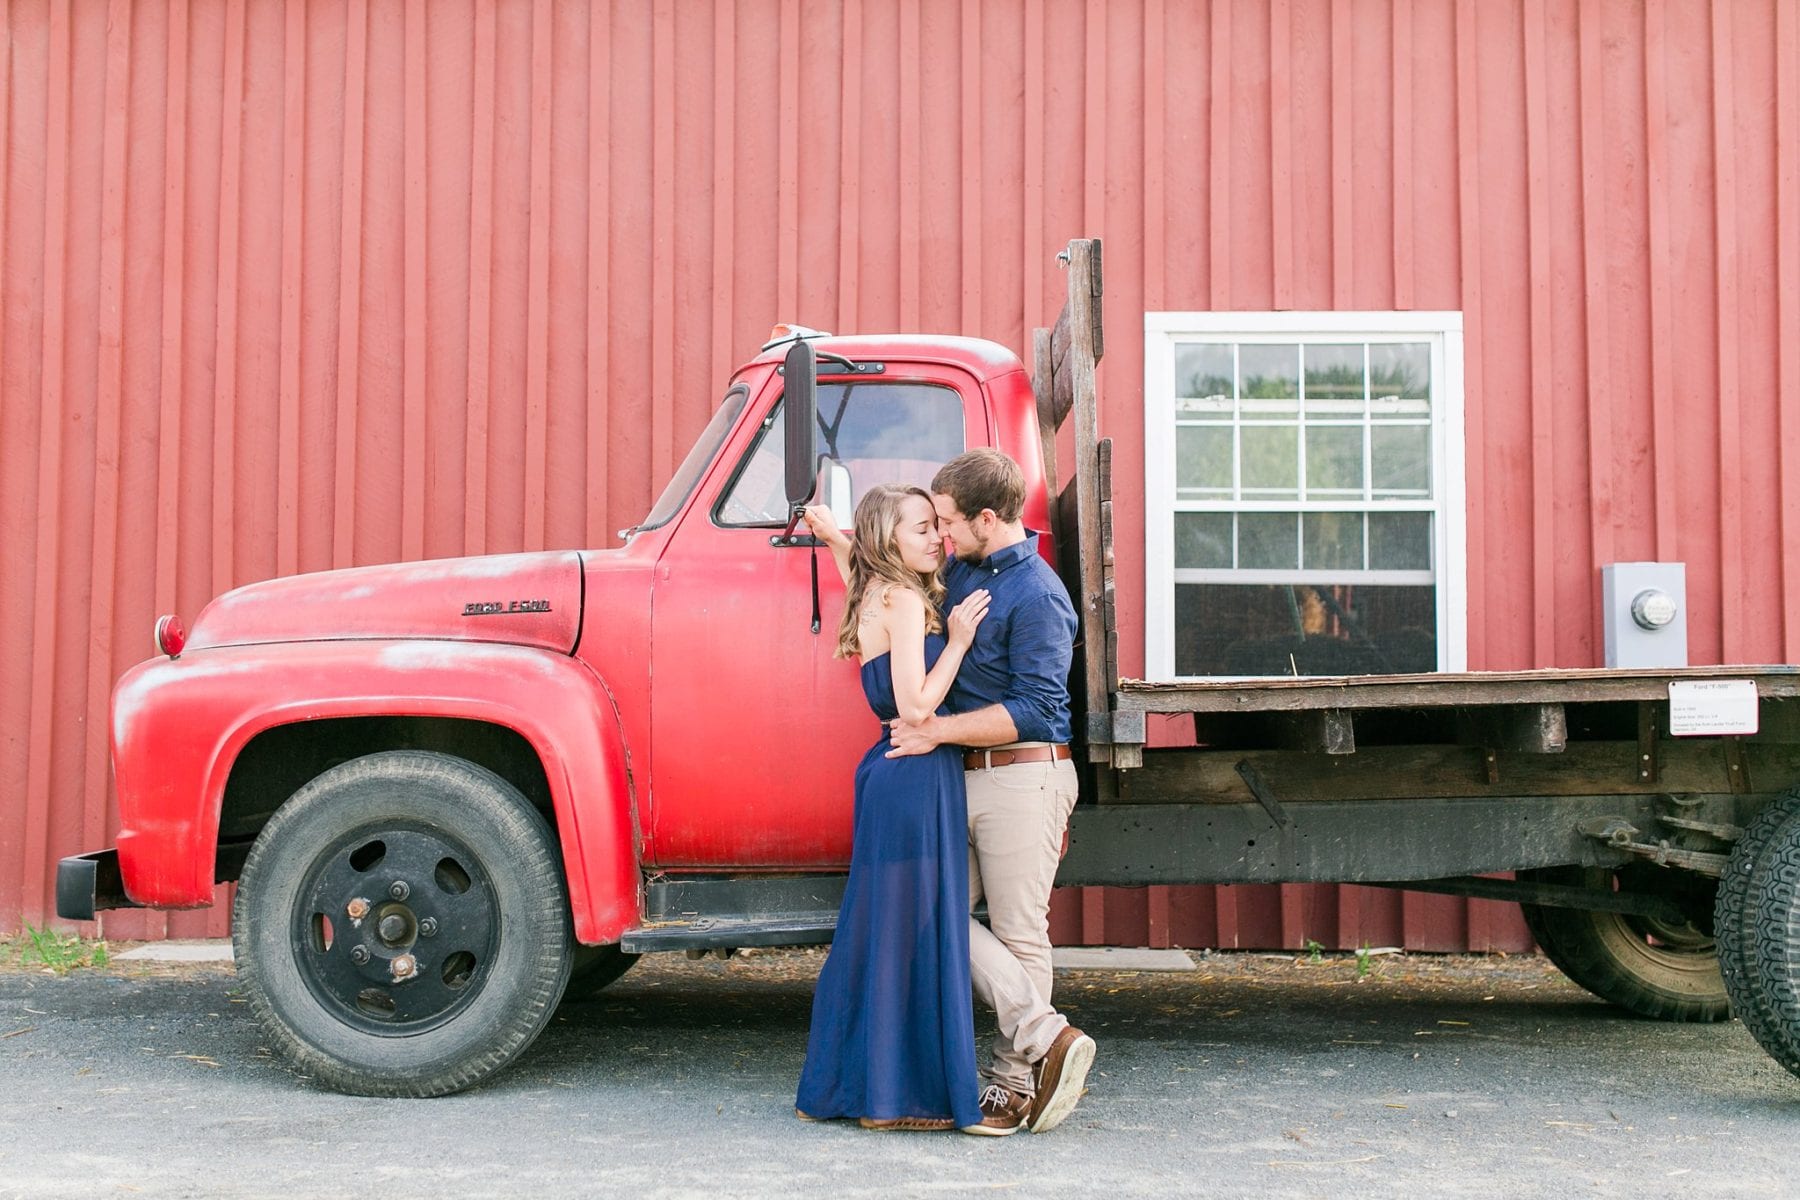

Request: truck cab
left=613, top=333, right=1048, bottom=872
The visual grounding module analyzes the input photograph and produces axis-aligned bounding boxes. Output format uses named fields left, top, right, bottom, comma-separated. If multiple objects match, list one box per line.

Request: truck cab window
left=636, top=385, right=751, bottom=533
left=715, top=382, right=966, bottom=527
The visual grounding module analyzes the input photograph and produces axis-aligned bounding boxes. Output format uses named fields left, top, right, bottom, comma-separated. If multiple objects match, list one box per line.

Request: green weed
left=16, top=925, right=110, bottom=973
left=1305, top=939, right=1323, bottom=964
left=1355, top=942, right=1372, bottom=979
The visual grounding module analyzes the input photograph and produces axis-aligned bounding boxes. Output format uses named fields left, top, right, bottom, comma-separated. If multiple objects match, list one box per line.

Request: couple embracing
left=794, top=448, right=1096, bottom=1136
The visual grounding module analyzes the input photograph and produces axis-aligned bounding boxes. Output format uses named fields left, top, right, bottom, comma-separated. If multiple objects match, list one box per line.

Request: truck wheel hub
left=291, top=826, right=499, bottom=1037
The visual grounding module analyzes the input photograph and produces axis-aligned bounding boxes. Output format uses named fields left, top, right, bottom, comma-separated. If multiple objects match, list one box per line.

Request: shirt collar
left=975, top=530, right=1041, bottom=574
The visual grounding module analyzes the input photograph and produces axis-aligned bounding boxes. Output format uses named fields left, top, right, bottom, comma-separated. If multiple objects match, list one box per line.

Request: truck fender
left=111, top=639, right=640, bottom=944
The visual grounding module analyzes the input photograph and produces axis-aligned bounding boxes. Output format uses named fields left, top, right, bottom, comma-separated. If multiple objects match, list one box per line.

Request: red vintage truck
left=59, top=241, right=1800, bottom=1097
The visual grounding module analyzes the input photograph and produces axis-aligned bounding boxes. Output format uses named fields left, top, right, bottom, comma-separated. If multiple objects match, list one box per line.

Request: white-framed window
left=1144, top=312, right=1467, bottom=680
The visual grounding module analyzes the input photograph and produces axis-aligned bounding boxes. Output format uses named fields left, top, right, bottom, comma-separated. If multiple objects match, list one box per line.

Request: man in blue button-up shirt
left=886, top=449, right=1096, bottom=1137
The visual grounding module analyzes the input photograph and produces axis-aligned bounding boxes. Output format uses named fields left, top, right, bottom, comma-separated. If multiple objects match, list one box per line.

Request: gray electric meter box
left=1602, top=562, right=1688, bottom=668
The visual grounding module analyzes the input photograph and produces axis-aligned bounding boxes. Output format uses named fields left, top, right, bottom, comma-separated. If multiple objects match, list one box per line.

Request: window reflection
left=1175, top=583, right=1438, bottom=676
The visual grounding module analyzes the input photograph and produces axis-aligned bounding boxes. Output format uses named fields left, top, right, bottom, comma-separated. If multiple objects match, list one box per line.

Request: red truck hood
left=184, top=551, right=583, bottom=654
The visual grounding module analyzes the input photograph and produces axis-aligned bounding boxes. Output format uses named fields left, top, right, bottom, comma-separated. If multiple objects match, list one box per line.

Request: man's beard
left=956, top=529, right=990, bottom=564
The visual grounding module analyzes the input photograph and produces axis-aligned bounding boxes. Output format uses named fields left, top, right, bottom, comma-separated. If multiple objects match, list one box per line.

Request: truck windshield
left=631, top=385, right=750, bottom=535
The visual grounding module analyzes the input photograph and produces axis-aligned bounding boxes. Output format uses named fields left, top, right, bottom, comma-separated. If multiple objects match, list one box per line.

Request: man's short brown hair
left=932, top=448, right=1025, bottom=523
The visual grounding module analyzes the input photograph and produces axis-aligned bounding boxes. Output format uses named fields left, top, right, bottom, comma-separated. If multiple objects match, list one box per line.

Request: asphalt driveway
left=3, top=947, right=1798, bottom=1199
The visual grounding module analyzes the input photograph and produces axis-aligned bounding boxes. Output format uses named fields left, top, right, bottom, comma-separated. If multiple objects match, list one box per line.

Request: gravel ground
left=3, top=946, right=1799, bottom=1199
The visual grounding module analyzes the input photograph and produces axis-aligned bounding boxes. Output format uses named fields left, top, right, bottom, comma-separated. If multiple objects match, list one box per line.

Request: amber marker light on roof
left=762, top=324, right=830, bottom=350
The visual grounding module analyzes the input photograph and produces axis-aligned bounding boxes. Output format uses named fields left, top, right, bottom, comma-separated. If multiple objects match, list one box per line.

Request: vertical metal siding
left=4, top=0, right=1797, bottom=954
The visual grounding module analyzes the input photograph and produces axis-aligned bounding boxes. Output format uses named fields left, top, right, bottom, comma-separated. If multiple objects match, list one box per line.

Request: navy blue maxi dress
left=795, top=635, right=981, bottom=1127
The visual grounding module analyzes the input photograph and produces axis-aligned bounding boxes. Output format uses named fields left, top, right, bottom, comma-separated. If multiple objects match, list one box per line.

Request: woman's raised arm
left=801, top=505, right=852, bottom=585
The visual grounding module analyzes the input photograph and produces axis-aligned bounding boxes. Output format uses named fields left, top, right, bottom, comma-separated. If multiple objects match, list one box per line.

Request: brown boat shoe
left=1027, top=1025, right=1096, bottom=1133
left=961, top=1083, right=1032, bottom=1136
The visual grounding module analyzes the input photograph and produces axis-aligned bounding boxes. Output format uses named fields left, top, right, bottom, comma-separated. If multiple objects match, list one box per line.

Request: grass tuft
left=13, top=925, right=111, bottom=973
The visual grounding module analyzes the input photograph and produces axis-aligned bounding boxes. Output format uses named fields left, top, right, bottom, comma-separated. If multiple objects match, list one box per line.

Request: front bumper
left=55, top=850, right=140, bottom=922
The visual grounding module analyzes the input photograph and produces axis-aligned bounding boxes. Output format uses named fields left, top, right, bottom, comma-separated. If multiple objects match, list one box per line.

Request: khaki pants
left=966, top=756, right=1080, bottom=1094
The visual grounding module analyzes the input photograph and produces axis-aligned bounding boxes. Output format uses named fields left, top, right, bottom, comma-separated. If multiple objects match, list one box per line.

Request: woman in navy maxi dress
left=795, top=486, right=988, bottom=1130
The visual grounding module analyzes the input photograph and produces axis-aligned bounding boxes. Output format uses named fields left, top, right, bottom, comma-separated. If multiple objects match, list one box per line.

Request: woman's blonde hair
left=835, top=484, right=946, bottom=659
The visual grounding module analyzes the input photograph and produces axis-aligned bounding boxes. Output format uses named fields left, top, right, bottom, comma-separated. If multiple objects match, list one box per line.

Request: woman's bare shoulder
left=877, top=583, right=926, bottom=614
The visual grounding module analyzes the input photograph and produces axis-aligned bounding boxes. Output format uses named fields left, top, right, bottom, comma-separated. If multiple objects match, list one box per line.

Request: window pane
left=1369, top=511, right=1433, bottom=570
left=1239, top=425, right=1298, bottom=495
left=1238, top=512, right=1298, bottom=569
left=1371, top=425, right=1432, bottom=496
left=1175, top=512, right=1233, bottom=568
left=718, top=383, right=965, bottom=526
left=1370, top=343, right=1431, bottom=406
left=641, top=386, right=749, bottom=531
left=1304, top=426, right=1365, bottom=494
left=830, top=383, right=964, bottom=467
left=1302, top=511, right=1364, bottom=570
left=1175, top=344, right=1233, bottom=403
left=716, top=401, right=791, bottom=525
left=1176, top=425, right=1233, bottom=493
left=1304, top=344, right=1364, bottom=413
left=1239, top=343, right=1298, bottom=409
left=1175, top=583, right=1438, bottom=676
left=825, top=382, right=964, bottom=506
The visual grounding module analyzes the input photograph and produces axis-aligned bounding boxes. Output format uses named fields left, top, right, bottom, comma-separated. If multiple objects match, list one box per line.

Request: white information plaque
left=1667, top=679, right=1759, bottom=737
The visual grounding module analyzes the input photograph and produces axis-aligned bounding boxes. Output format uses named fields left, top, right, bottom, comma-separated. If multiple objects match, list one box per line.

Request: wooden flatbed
left=1115, top=665, right=1800, bottom=713
left=1035, top=240, right=1800, bottom=1067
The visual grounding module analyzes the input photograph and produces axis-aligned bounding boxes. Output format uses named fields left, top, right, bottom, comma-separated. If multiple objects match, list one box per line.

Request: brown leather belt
left=964, top=744, right=1072, bottom=770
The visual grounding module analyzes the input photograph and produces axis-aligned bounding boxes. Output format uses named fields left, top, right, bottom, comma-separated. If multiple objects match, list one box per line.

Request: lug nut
left=419, top=918, right=438, bottom=938
left=388, top=881, right=410, bottom=901
left=346, top=898, right=370, bottom=921
left=350, top=946, right=370, bottom=965
left=391, top=954, right=418, bottom=980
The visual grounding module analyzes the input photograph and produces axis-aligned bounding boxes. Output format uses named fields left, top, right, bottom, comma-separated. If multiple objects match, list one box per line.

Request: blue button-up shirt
left=942, top=532, right=1077, bottom=745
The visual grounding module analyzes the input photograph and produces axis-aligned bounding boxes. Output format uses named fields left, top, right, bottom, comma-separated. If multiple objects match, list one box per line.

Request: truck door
left=649, top=364, right=982, bottom=867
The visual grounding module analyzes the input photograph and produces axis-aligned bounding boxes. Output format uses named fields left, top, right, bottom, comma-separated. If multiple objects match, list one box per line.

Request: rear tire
left=1714, top=790, right=1800, bottom=1061
left=1743, top=807, right=1800, bottom=1077
left=1519, top=865, right=1728, bottom=1022
left=232, top=751, right=573, bottom=1096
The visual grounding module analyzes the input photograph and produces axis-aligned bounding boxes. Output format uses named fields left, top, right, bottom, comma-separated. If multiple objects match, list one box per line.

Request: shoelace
left=978, top=1083, right=1014, bottom=1111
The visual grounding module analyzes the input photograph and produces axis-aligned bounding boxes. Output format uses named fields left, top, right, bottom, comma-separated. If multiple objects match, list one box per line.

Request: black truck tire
left=1713, top=789, right=1800, bottom=1061
left=231, top=750, right=573, bottom=1097
left=560, top=942, right=639, bottom=1003
left=1743, top=807, right=1800, bottom=1077
left=1519, top=865, right=1729, bottom=1022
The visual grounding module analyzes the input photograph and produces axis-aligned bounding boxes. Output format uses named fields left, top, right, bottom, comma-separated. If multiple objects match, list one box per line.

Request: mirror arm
left=771, top=502, right=810, bottom=548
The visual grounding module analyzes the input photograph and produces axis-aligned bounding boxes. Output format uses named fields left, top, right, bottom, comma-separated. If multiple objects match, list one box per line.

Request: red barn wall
left=3, top=0, right=1797, bottom=952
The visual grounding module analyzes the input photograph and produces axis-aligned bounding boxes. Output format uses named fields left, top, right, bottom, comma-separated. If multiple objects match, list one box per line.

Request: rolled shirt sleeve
left=942, top=533, right=1078, bottom=745
left=998, top=592, right=1078, bottom=745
